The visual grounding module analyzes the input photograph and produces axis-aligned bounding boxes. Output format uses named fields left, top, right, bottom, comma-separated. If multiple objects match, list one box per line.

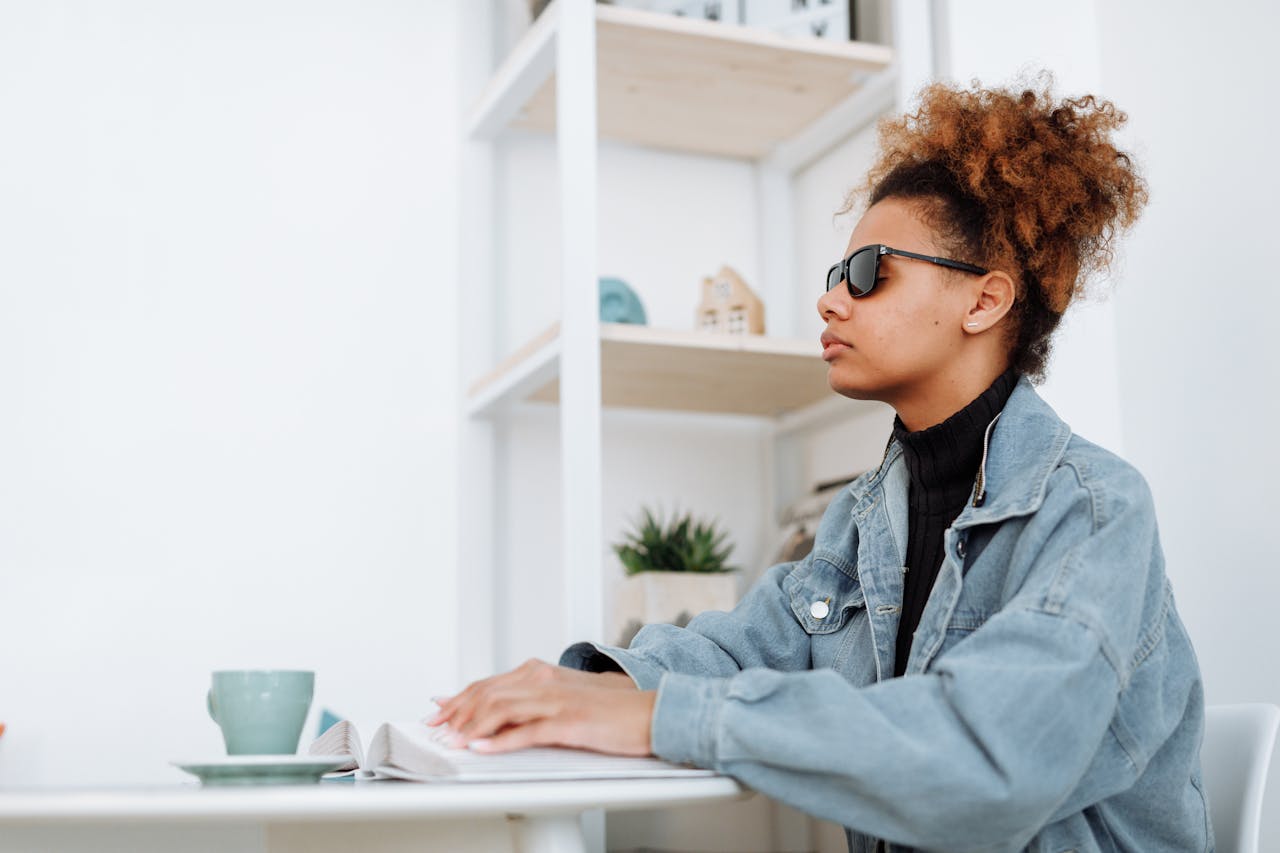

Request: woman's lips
left=821, top=341, right=850, bottom=361
left=821, top=332, right=852, bottom=361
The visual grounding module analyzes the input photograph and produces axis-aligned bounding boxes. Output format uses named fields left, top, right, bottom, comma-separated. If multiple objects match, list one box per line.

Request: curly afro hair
left=837, top=70, right=1149, bottom=384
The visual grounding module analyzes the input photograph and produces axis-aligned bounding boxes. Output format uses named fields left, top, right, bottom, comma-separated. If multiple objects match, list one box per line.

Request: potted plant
left=610, top=506, right=740, bottom=646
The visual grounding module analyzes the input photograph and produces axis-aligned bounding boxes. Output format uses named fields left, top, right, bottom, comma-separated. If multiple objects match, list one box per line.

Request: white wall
left=0, top=0, right=460, bottom=802
left=1094, top=2, right=1280, bottom=847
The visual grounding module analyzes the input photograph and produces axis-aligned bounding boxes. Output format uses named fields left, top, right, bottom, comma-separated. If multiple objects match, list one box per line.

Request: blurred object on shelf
left=530, top=0, right=615, bottom=20
left=0, top=721, right=6, bottom=739
left=530, top=0, right=551, bottom=20
left=625, top=0, right=742, bottom=23
left=599, top=277, right=648, bottom=324
left=735, top=471, right=863, bottom=592
left=696, top=265, right=764, bottom=335
left=601, top=0, right=856, bottom=40
left=745, top=0, right=850, bottom=40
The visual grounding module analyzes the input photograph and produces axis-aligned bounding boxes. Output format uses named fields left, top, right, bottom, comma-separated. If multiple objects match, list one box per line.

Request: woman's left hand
left=425, top=658, right=657, bottom=756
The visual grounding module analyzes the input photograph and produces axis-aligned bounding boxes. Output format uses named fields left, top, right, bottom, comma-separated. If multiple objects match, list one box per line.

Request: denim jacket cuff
left=558, top=641, right=667, bottom=691
left=651, top=672, right=728, bottom=767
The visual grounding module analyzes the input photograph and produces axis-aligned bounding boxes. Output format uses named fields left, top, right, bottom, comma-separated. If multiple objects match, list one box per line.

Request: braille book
left=308, top=719, right=716, bottom=782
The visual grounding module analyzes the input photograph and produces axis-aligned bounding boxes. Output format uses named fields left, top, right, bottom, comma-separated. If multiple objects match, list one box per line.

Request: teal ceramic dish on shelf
left=598, top=277, right=647, bottom=325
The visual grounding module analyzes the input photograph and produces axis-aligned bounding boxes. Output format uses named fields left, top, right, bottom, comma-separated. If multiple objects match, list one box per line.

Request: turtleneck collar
left=890, top=365, right=1020, bottom=515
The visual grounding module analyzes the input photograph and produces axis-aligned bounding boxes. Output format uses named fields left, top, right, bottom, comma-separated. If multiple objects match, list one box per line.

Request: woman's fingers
left=423, top=660, right=633, bottom=731
left=452, top=686, right=563, bottom=744
left=422, top=695, right=453, bottom=726
left=426, top=681, right=486, bottom=727
left=469, top=718, right=560, bottom=754
left=465, top=687, right=656, bottom=756
left=427, top=659, right=550, bottom=731
left=450, top=666, right=535, bottom=730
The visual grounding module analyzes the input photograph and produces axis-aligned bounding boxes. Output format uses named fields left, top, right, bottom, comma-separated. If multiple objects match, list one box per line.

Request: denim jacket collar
left=835, top=375, right=1074, bottom=681
left=848, top=375, right=1072, bottom=531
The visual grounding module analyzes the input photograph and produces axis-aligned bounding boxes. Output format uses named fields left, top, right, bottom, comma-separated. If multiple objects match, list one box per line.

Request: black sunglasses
left=825, top=244, right=989, bottom=298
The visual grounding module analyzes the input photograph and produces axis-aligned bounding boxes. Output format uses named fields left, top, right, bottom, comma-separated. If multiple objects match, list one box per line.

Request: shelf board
left=467, top=322, right=836, bottom=418
left=466, top=1, right=894, bottom=160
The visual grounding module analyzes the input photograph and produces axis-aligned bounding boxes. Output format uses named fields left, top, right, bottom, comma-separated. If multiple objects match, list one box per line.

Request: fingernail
left=469, top=739, right=492, bottom=751
left=430, top=695, right=450, bottom=705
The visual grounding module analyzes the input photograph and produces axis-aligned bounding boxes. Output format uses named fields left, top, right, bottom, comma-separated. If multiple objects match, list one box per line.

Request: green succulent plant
left=614, top=507, right=735, bottom=575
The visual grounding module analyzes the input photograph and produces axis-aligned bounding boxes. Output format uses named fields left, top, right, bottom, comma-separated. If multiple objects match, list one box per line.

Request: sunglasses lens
left=846, top=247, right=878, bottom=296
left=826, top=263, right=843, bottom=293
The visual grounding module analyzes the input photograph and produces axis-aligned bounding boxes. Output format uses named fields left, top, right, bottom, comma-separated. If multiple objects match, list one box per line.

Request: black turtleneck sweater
left=891, top=366, right=1020, bottom=679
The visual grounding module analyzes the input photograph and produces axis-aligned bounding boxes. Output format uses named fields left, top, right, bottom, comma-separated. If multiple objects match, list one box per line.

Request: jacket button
left=810, top=600, right=830, bottom=619
left=956, top=538, right=967, bottom=558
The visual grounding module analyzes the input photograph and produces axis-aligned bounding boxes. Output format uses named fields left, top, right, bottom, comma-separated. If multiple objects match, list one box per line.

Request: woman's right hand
left=424, top=659, right=637, bottom=727
left=423, top=659, right=651, bottom=756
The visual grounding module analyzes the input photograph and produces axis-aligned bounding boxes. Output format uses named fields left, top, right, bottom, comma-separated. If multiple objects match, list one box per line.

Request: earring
left=966, top=322, right=978, bottom=327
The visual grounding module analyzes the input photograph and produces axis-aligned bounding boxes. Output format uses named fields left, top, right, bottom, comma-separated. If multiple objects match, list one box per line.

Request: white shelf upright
left=555, top=0, right=606, bottom=655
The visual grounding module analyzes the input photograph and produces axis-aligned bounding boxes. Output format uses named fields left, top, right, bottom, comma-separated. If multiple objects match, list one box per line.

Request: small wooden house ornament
left=696, top=265, right=765, bottom=335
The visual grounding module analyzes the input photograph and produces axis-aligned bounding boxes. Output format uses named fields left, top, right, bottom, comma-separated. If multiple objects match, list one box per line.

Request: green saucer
left=172, top=755, right=352, bottom=786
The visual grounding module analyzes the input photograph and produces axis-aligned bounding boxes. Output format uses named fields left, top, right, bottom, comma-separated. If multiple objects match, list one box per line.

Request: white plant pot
left=612, top=571, right=741, bottom=646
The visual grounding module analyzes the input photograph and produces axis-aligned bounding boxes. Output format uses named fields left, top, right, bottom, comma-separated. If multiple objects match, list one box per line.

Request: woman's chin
left=826, top=368, right=881, bottom=403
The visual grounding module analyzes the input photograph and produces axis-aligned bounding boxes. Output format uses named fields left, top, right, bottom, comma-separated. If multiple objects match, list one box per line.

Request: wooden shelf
left=466, top=1, right=894, bottom=160
left=467, top=322, right=837, bottom=417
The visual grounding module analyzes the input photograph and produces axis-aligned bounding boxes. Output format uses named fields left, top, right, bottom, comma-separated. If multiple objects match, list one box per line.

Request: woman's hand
left=425, top=658, right=656, bottom=756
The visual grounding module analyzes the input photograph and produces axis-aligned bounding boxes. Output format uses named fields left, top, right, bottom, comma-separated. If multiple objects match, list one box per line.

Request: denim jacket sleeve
left=564, top=463, right=1172, bottom=853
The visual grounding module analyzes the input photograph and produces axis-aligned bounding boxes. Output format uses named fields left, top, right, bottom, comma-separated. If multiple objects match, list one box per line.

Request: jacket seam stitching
left=1023, top=605, right=1129, bottom=698
left=813, top=549, right=857, bottom=577
left=1107, top=719, right=1142, bottom=774
left=1129, top=582, right=1172, bottom=673
left=1190, top=772, right=1212, bottom=851
left=1041, top=465, right=1139, bottom=684
left=1040, top=467, right=1095, bottom=609
left=830, top=610, right=864, bottom=672
left=706, top=678, right=728, bottom=770
left=1063, top=457, right=1106, bottom=532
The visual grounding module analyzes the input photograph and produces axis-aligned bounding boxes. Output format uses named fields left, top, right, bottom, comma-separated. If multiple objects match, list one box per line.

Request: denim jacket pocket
left=784, top=553, right=866, bottom=635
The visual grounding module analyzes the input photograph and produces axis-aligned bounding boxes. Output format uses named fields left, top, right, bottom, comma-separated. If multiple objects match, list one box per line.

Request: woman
left=429, top=73, right=1211, bottom=853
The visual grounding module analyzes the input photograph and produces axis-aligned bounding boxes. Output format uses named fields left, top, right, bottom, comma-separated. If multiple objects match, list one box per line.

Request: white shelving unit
left=458, top=0, right=899, bottom=683
left=467, top=322, right=836, bottom=417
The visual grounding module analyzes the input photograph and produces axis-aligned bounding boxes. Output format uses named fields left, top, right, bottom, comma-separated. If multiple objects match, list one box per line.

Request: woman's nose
left=817, top=286, right=849, bottom=320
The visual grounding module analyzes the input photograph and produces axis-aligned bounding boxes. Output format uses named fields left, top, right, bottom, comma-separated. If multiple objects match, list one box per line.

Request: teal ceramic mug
left=206, top=670, right=314, bottom=755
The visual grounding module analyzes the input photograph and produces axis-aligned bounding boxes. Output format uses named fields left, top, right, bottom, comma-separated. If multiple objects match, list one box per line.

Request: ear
left=963, top=270, right=1017, bottom=333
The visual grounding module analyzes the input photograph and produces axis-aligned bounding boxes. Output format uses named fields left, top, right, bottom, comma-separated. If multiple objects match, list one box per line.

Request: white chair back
left=1202, top=703, right=1280, bottom=853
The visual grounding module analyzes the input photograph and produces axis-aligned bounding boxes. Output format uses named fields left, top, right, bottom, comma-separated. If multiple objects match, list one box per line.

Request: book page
left=308, top=719, right=365, bottom=775
left=370, top=721, right=718, bottom=783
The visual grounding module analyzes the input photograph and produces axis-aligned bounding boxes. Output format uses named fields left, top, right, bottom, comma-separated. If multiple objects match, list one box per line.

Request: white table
left=0, top=776, right=747, bottom=853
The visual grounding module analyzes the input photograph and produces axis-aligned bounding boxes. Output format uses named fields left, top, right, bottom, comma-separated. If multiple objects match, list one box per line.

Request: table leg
left=508, top=813, right=586, bottom=853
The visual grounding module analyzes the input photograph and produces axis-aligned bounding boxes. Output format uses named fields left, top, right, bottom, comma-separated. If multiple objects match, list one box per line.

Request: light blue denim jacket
left=563, top=376, right=1212, bottom=853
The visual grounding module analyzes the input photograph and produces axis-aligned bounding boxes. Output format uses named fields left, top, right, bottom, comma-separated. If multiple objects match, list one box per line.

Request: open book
left=309, top=720, right=717, bottom=782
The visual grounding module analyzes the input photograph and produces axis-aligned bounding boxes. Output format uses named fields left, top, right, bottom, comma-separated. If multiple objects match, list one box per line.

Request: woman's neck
left=889, top=362, right=1015, bottom=432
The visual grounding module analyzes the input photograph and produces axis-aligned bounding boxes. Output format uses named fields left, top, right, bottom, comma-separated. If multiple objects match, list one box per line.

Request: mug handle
left=206, top=689, right=218, bottom=723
